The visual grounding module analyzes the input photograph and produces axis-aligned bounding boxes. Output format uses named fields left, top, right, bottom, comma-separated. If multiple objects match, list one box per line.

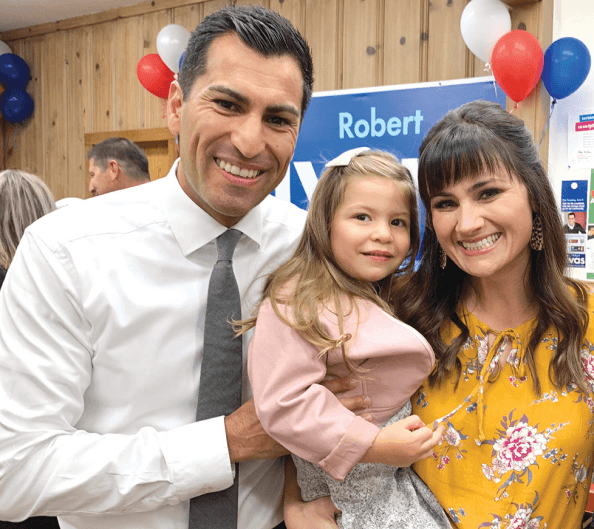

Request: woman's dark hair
left=178, top=5, right=314, bottom=119
left=397, top=100, right=590, bottom=394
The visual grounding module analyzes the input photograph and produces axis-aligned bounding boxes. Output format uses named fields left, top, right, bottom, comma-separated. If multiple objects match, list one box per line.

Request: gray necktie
left=189, top=229, right=243, bottom=529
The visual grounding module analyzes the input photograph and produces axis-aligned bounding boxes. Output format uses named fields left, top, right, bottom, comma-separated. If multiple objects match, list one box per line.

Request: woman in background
left=0, top=169, right=56, bottom=289
left=0, top=168, right=59, bottom=529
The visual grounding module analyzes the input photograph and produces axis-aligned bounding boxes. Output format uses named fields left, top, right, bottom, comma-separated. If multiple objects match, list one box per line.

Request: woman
left=284, top=100, right=594, bottom=529
left=0, top=169, right=59, bottom=529
left=0, top=169, right=56, bottom=288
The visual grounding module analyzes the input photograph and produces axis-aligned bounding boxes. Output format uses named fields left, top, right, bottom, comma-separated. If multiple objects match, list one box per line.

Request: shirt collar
left=160, top=159, right=263, bottom=256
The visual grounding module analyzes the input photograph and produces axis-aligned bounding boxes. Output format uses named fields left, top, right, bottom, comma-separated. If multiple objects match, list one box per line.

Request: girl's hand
left=361, top=415, right=444, bottom=468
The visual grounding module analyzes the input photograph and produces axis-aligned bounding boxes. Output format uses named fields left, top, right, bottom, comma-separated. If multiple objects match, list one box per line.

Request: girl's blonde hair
left=0, top=169, right=56, bottom=270
left=239, top=150, right=420, bottom=373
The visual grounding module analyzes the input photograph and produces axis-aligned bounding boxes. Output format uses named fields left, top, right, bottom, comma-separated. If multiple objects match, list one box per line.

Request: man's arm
left=0, top=232, right=231, bottom=520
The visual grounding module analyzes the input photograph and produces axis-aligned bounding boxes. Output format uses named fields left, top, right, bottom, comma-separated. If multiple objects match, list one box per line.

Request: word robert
left=339, top=108, right=424, bottom=139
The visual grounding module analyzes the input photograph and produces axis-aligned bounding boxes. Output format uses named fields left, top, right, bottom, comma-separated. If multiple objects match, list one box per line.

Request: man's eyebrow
left=208, top=85, right=300, bottom=119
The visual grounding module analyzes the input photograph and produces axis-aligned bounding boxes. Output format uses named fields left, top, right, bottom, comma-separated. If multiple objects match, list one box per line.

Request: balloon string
left=538, top=99, right=557, bottom=150
left=509, top=103, right=518, bottom=114
left=13, top=124, right=18, bottom=150
left=161, top=99, right=167, bottom=119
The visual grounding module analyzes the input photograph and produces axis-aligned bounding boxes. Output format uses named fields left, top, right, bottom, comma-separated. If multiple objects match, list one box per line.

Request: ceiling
left=0, top=0, right=146, bottom=33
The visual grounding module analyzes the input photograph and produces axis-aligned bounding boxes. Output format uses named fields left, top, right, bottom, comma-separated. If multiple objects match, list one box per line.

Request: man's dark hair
left=87, top=138, right=150, bottom=181
left=178, top=5, right=314, bottom=119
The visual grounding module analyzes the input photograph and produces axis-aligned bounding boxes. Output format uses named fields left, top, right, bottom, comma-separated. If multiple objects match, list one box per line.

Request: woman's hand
left=284, top=458, right=340, bottom=529
left=361, top=415, right=444, bottom=467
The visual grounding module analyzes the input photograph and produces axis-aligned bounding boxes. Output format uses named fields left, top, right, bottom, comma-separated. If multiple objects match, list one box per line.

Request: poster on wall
left=568, top=112, right=594, bottom=169
left=561, top=180, right=588, bottom=269
left=277, top=77, right=506, bottom=211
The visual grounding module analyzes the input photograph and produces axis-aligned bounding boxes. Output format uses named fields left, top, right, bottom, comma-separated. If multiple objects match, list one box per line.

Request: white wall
left=548, top=0, right=594, bottom=279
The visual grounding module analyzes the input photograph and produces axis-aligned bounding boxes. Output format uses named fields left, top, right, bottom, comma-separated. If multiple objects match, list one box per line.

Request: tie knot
left=216, top=229, right=242, bottom=261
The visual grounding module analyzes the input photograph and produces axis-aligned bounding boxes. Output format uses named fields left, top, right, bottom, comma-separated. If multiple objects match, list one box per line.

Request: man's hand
left=225, top=376, right=371, bottom=463
left=321, top=377, right=372, bottom=419
left=225, top=400, right=289, bottom=463
left=284, top=458, right=340, bottom=529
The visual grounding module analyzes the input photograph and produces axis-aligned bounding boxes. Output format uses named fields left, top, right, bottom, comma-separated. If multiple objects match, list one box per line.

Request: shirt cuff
left=318, top=416, right=380, bottom=480
left=160, top=416, right=234, bottom=500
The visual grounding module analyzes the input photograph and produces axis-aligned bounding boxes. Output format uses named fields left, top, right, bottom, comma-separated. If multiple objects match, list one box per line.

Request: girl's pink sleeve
left=247, top=300, right=379, bottom=481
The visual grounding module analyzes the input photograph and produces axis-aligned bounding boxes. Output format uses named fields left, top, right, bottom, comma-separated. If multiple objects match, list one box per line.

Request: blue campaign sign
left=275, top=77, right=506, bottom=209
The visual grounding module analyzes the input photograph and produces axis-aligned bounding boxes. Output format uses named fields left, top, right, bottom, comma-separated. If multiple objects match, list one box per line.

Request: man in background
left=87, top=137, right=150, bottom=196
left=563, top=211, right=586, bottom=234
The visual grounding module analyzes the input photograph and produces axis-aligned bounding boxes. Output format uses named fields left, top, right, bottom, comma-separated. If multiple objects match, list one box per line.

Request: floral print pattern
left=412, top=302, right=594, bottom=529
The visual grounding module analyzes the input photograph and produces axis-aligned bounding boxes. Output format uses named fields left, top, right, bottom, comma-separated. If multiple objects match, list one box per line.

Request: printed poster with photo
left=561, top=180, right=588, bottom=269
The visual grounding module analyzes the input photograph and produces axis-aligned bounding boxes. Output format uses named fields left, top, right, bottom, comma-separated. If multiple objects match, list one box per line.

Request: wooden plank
left=91, top=22, right=116, bottom=133
left=144, top=140, right=171, bottom=180
left=342, top=0, right=381, bottom=90
left=65, top=27, right=90, bottom=200
left=305, top=0, right=339, bottom=92
left=141, top=10, right=172, bottom=130
left=384, top=0, right=423, bottom=85
left=203, top=0, right=235, bottom=17
left=427, top=0, right=467, bottom=82
left=42, top=32, right=68, bottom=200
left=85, top=127, right=174, bottom=146
left=0, top=0, right=214, bottom=41
left=270, top=0, right=306, bottom=36
left=173, top=4, right=203, bottom=34
left=4, top=38, right=45, bottom=177
left=115, top=16, right=145, bottom=131
left=503, top=0, right=541, bottom=5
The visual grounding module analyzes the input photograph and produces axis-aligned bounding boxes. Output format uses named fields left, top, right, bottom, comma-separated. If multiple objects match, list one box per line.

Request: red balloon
left=137, top=54, right=174, bottom=99
left=491, top=30, right=544, bottom=103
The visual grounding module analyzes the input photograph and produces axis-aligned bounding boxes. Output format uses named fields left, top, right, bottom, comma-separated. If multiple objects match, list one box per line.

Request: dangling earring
left=530, top=214, right=544, bottom=251
left=439, top=246, right=447, bottom=269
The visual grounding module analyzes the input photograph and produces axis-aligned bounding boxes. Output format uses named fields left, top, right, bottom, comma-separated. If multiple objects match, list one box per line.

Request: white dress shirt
left=0, top=160, right=306, bottom=529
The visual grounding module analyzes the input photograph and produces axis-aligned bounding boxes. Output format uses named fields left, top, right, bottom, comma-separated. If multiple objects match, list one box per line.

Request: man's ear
left=168, top=81, right=183, bottom=137
left=108, top=160, right=120, bottom=181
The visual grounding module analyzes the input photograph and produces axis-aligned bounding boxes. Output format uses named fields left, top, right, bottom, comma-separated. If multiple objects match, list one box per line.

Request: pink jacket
left=248, top=298, right=435, bottom=480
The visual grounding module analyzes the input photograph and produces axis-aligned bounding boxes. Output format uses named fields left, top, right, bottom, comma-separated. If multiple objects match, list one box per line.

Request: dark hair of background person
left=178, top=4, right=314, bottom=119
left=86, top=137, right=150, bottom=181
left=0, top=169, right=56, bottom=273
left=397, top=100, right=590, bottom=396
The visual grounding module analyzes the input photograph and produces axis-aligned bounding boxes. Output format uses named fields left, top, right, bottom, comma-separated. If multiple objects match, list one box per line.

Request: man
left=87, top=137, right=151, bottom=196
left=0, top=6, right=364, bottom=529
left=563, top=212, right=586, bottom=234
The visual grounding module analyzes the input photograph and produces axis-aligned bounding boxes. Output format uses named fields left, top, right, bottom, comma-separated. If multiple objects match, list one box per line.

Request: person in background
left=0, top=169, right=56, bottom=290
left=0, top=169, right=58, bottom=529
left=0, top=6, right=366, bottom=529
left=86, top=137, right=150, bottom=196
left=563, top=211, right=586, bottom=234
left=286, top=100, right=594, bottom=529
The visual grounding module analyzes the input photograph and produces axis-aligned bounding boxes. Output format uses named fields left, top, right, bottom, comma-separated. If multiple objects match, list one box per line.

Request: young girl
left=243, top=148, right=450, bottom=529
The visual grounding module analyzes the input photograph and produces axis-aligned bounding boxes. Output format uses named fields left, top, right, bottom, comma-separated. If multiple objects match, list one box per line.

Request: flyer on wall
left=561, top=179, right=588, bottom=272
left=568, top=113, right=594, bottom=169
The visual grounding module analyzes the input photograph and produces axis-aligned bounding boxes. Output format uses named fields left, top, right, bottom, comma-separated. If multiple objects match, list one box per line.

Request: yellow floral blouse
left=412, top=294, right=594, bottom=529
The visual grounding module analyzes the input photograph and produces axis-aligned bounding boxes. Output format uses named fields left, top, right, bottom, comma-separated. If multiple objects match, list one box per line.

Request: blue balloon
left=179, top=51, right=185, bottom=72
left=0, top=53, right=30, bottom=89
left=542, top=37, right=591, bottom=100
left=0, top=87, right=34, bottom=123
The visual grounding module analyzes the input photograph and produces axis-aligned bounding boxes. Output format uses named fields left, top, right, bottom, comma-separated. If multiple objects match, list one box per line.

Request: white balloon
left=157, top=24, right=191, bottom=74
left=0, top=40, right=12, bottom=57
left=460, top=0, right=511, bottom=63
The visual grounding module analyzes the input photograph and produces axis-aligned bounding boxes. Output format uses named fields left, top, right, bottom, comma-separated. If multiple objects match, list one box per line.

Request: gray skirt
left=293, top=401, right=451, bottom=529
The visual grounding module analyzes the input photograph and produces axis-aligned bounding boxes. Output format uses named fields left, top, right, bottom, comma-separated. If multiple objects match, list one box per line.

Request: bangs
left=418, top=121, right=516, bottom=207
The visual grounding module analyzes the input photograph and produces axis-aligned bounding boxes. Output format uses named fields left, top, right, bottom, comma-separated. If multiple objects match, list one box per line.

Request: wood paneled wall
left=0, top=0, right=551, bottom=200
